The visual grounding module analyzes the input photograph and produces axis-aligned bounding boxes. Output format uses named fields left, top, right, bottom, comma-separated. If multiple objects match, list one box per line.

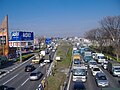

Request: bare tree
left=100, top=16, right=120, bottom=61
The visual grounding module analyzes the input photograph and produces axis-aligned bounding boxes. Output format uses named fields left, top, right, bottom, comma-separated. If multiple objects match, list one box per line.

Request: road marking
left=67, top=72, right=72, bottom=90
left=3, top=74, right=19, bottom=85
left=21, top=78, right=29, bottom=86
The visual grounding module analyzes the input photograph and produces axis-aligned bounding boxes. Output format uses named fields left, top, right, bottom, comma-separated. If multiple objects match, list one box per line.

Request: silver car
left=95, top=72, right=109, bottom=87
left=29, top=71, right=42, bottom=80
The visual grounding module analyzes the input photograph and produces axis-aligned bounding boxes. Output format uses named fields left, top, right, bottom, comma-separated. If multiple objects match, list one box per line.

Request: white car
left=91, top=67, right=102, bottom=76
left=88, top=60, right=97, bottom=69
left=40, top=62, right=46, bottom=67
left=44, top=59, right=50, bottom=63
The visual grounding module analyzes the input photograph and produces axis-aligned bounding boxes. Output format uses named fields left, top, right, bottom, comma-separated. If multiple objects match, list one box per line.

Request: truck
left=40, top=50, right=46, bottom=57
left=72, top=66, right=87, bottom=82
left=107, top=61, right=120, bottom=77
left=72, top=54, right=82, bottom=68
left=43, top=54, right=51, bottom=63
left=32, top=54, right=43, bottom=64
left=94, top=53, right=106, bottom=64
left=83, top=51, right=92, bottom=62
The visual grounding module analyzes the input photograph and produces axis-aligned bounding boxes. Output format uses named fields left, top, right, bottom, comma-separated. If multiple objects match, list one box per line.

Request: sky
left=0, top=0, right=120, bottom=37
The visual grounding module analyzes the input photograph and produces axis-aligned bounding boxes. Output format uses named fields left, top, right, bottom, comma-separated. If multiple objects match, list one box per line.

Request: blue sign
left=45, top=38, right=51, bottom=45
left=11, top=31, right=34, bottom=41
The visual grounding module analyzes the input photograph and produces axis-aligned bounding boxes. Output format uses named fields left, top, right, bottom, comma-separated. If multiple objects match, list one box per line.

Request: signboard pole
left=20, top=41, right=22, bottom=62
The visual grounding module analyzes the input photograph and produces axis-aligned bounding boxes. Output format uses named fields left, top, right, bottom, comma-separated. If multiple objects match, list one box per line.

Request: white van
left=95, top=53, right=106, bottom=64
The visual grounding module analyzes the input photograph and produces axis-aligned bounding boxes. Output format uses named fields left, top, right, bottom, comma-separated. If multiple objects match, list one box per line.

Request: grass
left=16, top=53, right=34, bottom=61
left=45, top=41, right=72, bottom=90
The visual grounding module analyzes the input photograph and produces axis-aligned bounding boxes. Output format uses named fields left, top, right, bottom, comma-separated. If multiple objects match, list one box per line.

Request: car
left=95, top=72, right=109, bottom=87
left=0, top=85, right=15, bottom=90
left=25, top=64, right=35, bottom=72
left=88, top=60, right=97, bottom=69
left=40, top=62, right=46, bottom=67
left=44, top=59, right=50, bottom=63
left=91, top=67, right=102, bottom=76
left=73, top=81, right=86, bottom=90
left=29, top=71, right=42, bottom=80
left=101, top=61, right=108, bottom=70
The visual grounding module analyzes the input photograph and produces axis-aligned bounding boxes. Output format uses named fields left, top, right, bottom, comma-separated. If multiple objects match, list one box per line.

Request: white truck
left=94, top=53, right=106, bottom=64
left=72, top=66, right=87, bottom=82
left=40, top=50, right=46, bottom=57
left=32, top=54, right=40, bottom=64
left=108, top=61, right=120, bottom=77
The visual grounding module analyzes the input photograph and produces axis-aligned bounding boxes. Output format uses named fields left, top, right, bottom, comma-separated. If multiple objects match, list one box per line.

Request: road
left=0, top=51, right=55, bottom=90
left=68, top=63, right=120, bottom=90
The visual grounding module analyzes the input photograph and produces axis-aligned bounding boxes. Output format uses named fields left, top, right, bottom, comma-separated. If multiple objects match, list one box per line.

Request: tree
left=100, top=16, right=120, bottom=61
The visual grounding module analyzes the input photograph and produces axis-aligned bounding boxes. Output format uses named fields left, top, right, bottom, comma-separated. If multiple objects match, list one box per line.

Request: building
left=0, top=15, right=9, bottom=56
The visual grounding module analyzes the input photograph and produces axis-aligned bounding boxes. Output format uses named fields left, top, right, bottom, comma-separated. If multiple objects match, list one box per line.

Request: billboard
left=45, top=38, right=51, bottom=45
left=11, top=31, right=34, bottom=41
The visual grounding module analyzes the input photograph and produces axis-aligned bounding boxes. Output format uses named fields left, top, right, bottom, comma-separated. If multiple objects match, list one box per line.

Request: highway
left=68, top=63, right=120, bottom=90
left=0, top=51, right=55, bottom=90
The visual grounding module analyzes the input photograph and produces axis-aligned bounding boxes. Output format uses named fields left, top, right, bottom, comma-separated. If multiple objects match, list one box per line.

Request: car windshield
left=98, top=76, right=107, bottom=80
left=74, top=60, right=81, bottom=64
left=85, top=56, right=92, bottom=60
left=93, top=68, right=100, bottom=71
left=89, top=61, right=97, bottom=65
left=98, top=56, right=105, bottom=59
left=114, top=67, right=120, bottom=72
left=73, top=69, right=86, bottom=76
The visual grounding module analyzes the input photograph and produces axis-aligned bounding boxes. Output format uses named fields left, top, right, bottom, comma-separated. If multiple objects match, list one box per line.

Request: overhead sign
left=11, top=31, right=34, bottom=41
left=45, top=38, right=51, bottom=45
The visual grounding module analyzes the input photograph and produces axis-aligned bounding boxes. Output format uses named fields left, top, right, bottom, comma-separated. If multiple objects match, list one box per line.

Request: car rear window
left=30, top=73, right=37, bottom=76
left=98, top=76, right=107, bottom=80
left=93, top=68, right=100, bottom=71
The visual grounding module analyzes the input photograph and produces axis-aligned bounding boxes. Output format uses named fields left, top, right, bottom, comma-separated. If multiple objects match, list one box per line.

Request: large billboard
left=11, top=31, right=34, bottom=41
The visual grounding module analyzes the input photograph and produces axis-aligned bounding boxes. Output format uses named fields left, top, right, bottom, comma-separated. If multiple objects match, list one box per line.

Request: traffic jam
left=69, top=44, right=120, bottom=90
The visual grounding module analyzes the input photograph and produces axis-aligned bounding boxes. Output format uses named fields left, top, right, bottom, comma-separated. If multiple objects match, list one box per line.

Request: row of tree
left=84, top=16, right=120, bottom=61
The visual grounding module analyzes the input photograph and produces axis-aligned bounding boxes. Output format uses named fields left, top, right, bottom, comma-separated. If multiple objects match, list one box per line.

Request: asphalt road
left=68, top=64, right=120, bottom=90
left=0, top=51, right=55, bottom=90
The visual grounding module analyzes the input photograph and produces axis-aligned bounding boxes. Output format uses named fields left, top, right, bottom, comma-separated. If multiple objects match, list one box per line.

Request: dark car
left=25, top=65, right=35, bottom=72
left=73, top=82, right=86, bottom=90
left=0, top=85, right=15, bottom=90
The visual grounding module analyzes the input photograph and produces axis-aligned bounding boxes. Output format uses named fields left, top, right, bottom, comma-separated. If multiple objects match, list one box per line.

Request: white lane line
left=21, top=78, right=29, bottom=86
left=3, top=74, right=19, bottom=85
left=67, top=72, right=72, bottom=90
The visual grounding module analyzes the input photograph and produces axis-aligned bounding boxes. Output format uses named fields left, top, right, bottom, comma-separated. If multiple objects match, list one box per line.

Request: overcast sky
left=0, top=0, right=120, bottom=37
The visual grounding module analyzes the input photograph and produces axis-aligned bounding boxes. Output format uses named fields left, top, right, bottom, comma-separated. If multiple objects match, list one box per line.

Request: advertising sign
left=45, top=38, right=51, bottom=45
left=11, top=31, right=34, bottom=41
